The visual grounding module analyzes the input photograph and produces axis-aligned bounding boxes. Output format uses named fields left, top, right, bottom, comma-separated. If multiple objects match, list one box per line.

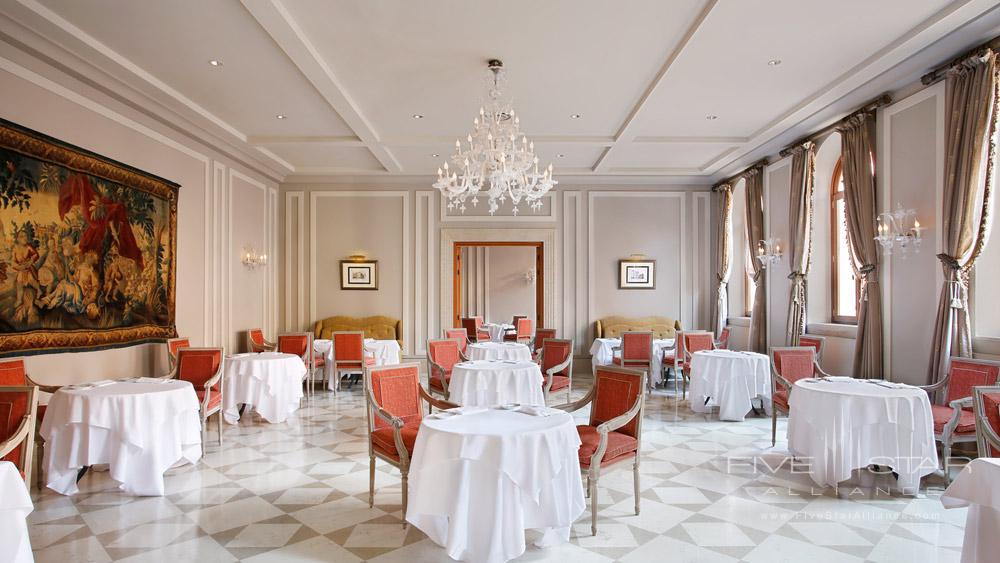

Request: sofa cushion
left=314, top=315, right=401, bottom=346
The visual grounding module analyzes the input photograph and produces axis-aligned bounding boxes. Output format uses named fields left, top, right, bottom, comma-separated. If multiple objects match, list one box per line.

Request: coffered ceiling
left=2, top=0, right=1000, bottom=183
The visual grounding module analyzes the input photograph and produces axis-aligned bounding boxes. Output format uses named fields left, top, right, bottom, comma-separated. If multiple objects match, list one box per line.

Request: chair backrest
left=0, top=359, right=26, bottom=385
left=516, top=317, right=533, bottom=339
left=946, top=358, right=1000, bottom=406
left=428, top=339, right=462, bottom=372
left=0, top=385, right=37, bottom=481
left=534, top=328, right=557, bottom=352
left=717, top=327, right=731, bottom=349
left=460, top=318, right=479, bottom=339
left=683, top=331, right=714, bottom=358
left=473, top=316, right=484, bottom=328
left=366, top=364, right=423, bottom=432
left=798, top=335, right=825, bottom=360
left=166, top=337, right=190, bottom=367
left=248, top=328, right=265, bottom=345
left=177, top=348, right=223, bottom=388
left=771, top=347, right=817, bottom=383
left=511, top=314, right=527, bottom=327
left=278, top=333, right=311, bottom=365
left=973, top=385, right=1000, bottom=457
left=444, top=328, right=469, bottom=354
left=590, top=365, right=645, bottom=439
left=332, top=331, right=365, bottom=363
left=541, top=338, right=573, bottom=378
left=621, top=331, right=653, bottom=362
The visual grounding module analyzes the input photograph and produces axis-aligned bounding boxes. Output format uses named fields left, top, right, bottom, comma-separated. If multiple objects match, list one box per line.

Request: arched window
left=831, top=158, right=859, bottom=324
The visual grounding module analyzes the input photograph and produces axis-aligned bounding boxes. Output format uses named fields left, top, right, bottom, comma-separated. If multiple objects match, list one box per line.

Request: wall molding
left=693, top=191, right=711, bottom=329
left=415, top=191, right=437, bottom=354
left=284, top=191, right=305, bottom=331
left=309, top=191, right=412, bottom=354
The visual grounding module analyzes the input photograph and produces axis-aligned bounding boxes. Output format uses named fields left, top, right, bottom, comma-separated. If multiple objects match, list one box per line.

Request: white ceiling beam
left=247, top=135, right=365, bottom=146
left=240, top=0, right=402, bottom=173
left=592, top=0, right=719, bottom=172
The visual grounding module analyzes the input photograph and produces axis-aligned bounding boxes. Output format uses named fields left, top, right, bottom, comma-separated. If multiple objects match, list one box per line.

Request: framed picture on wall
left=619, top=259, right=655, bottom=289
left=340, top=260, right=378, bottom=290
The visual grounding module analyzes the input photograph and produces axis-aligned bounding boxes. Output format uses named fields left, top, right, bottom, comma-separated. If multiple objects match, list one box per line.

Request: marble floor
left=28, top=375, right=966, bottom=563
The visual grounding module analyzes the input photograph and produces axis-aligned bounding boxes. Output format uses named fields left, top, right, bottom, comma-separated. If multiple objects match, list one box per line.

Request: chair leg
left=942, top=444, right=952, bottom=485
left=633, top=459, right=640, bottom=515
left=401, top=471, right=409, bottom=529
left=771, top=410, right=778, bottom=447
left=590, top=468, right=600, bottom=536
left=217, top=409, right=223, bottom=446
left=368, top=455, right=375, bottom=508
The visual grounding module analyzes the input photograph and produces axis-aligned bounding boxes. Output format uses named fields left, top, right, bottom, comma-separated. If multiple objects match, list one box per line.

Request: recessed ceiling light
left=430, top=153, right=440, bottom=157
left=570, top=114, right=581, bottom=119
left=557, top=153, right=566, bottom=158
left=767, top=59, right=782, bottom=66
left=412, top=114, right=424, bottom=119
left=705, top=114, right=718, bottom=120
left=276, top=114, right=287, bottom=120
left=208, top=59, right=223, bottom=67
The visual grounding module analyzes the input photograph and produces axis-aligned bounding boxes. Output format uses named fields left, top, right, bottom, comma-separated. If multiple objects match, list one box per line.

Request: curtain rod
left=711, top=157, right=769, bottom=191
left=777, top=93, right=892, bottom=158
left=921, top=36, right=1000, bottom=86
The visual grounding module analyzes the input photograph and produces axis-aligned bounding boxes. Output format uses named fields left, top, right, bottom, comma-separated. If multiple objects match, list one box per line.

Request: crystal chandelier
left=875, top=203, right=922, bottom=256
left=433, top=59, right=556, bottom=216
left=756, top=238, right=782, bottom=268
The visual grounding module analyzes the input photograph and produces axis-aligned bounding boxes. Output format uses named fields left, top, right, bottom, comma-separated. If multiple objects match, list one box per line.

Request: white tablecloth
left=589, top=338, right=675, bottom=384
left=942, top=458, right=1000, bottom=563
left=468, top=342, right=532, bottom=362
left=407, top=408, right=585, bottom=563
left=0, top=462, right=33, bottom=563
left=787, top=378, right=937, bottom=491
left=40, top=379, right=202, bottom=496
left=314, top=338, right=401, bottom=388
left=449, top=361, right=545, bottom=407
left=688, top=350, right=771, bottom=421
left=223, top=353, right=305, bottom=424
left=483, top=323, right=514, bottom=343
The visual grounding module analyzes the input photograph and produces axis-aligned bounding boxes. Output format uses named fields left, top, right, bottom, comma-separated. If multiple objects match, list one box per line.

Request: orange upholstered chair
left=278, top=332, right=316, bottom=397
left=973, top=385, right=1000, bottom=458
left=559, top=365, right=645, bottom=535
left=798, top=335, right=826, bottom=363
left=443, top=328, right=470, bottom=359
left=166, top=337, right=191, bottom=370
left=533, top=328, right=557, bottom=359
left=427, top=339, right=462, bottom=401
left=514, top=317, right=534, bottom=344
left=365, top=363, right=455, bottom=526
left=677, top=331, right=715, bottom=399
left=460, top=317, right=483, bottom=343
left=919, top=357, right=1000, bottom=483
left=539, top=338, right=574, bottom=401
left=246, top=328, right=276, bottom=353
left=504, top=315, right=528, bottom=341
left=331, top=331, right=375, bottom=391
left=0, top=385, right=38, bottom=484
left=612, top=331, right=652, bottom=368
left=715, top=327, right=731, bottom=350
left=770, top=346, right=829, bottom=446
left=168, top=347, right=224, bottom=452
left=1, top=359, right=60, bottom=489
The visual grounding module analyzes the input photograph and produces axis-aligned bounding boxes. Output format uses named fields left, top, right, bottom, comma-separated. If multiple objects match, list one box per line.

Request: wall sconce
left=242, top=246, right=267, bottom=269
left=524, top=268, right=536, bottom=283
left=875, top=203, right=922, bottom=256
left=756, top=238, right=782, bottom=268
left=347, top=253, right=368, bottom=262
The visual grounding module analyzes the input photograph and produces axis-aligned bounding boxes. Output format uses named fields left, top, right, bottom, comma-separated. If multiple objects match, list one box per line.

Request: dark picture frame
left=618, top=259, right=655, bottom=289
left=340, top=260, right=378, bottom=290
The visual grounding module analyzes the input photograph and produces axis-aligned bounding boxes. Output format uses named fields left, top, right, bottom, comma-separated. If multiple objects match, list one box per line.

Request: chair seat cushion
left=577, top=425, right=638, bottom=467
left=548, top=375, right=570, bottom=391
left=371, top=423, right=420, bottom=461
left=338, top=357, right=376, bottom=370
left=931, top=404, right=977, bottom=434
left=195, top=388, right=223, bottom=412
left=428, top=372, right=452, bottom=390
left=773, top=388, right=789, bottom=411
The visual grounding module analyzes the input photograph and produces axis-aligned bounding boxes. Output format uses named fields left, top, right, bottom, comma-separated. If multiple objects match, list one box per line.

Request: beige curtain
left=744, top=168, right=767, bottom=353
left=785, top=143, right=816, bottom=346
left=927, top=50, right=998, bottom=387
left=712, top=184, right=734, bottom=338
left=838, top=113, right=883, bottom=379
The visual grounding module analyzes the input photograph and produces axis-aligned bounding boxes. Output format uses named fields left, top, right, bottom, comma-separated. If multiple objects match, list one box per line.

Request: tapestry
left=0, top=119, right=178, bottom=356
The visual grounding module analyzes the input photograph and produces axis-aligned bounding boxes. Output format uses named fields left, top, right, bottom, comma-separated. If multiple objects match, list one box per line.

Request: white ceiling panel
left=607, top=142, right=738, bottom=170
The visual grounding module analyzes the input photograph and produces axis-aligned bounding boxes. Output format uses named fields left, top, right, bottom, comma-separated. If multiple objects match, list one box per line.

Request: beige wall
left=0, top=53, right=278, bottom=383
left=485, top=246, right=536, bottom=324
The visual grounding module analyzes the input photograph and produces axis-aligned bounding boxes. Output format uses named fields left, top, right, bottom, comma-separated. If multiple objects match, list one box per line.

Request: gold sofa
left=594, top=315, right=681, bottom=340
left=313, top=315, right=403, bottom=348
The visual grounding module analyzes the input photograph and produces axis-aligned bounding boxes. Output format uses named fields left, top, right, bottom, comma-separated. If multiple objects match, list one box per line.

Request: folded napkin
left=822, top=376, right=854, bottom=382
left=869, top=380, right=913, bottom=389
left=427, top=406, right=489, bottom=420
left=514, top=405, right=563, bottom=417
left=136, top=377, right=171, bottom=384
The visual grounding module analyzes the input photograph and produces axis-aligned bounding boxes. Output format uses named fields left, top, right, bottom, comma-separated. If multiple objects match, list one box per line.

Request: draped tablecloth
left=223, top=353, right=305, bottom=424
left=483, top=323, right=514, bottom=343
left=787, top=378, right=937, bottom=491
left=0, top=461, right=33, bottom=562
left=407, top=408, right=585, bottom=563
left=588, top=338, right=675, bottom=384
left=449, top=360, right=545, bottom=407
left=314, top=338, right=401, bottom=387
left=688, top=350, right=771, bottom=421
left=942, top=458, right=1000, bottom=563
left=40, top=379, right=202, bottom=496
left=468, top=342, right=532, bottom=362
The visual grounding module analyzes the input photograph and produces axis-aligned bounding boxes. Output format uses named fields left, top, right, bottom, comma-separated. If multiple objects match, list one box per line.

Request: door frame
left=453, top=241, right=544, bottom=329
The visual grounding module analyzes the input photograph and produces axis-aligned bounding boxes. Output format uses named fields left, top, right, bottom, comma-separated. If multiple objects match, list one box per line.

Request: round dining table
left=589, top=337, right=675, bottom=385
left=40, top=378, right=203, bottom=496
left=223, top=352, right=306, bottom=424
left=0, top=461, right=33, bottom=563
left=942, top=457, right=1000, bottom=563
left=407, top=406, right=585, bottom=563
left=688, top=349, right=771, bottom=421
left=787, top=377, right=938, bottom=491
left=448, top=360, right=545, bottom=407
left=467, top=341, right=532, bottom=362
left=314, top=338, right=402, bottom=389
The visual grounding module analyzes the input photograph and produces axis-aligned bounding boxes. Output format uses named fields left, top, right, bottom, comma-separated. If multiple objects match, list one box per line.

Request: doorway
left=452, top=241, right=544, bottom=329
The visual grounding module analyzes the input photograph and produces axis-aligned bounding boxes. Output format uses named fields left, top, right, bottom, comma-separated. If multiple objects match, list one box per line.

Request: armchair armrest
left=554, top=385, right=595, bottom=412
left=940, top=397, right=973, bottom=439
left=428, top=360, right=450, bottom=393
left=919, top=377, right=949, bottom=395
left=950, top=397, right=973, bottom=409
left=158, top=363, right=179, bottom=380
left=419, top=386, right=459, bottom=411
left=24, top=374, right=62, bottom=394
left=369, top=401, right=405, bottom=429
left=0, top=414, right=31, bottom=458
left=596, top=393, right=643, bottom=435
left=813, top=362, right=832, bottom=378
left=544, top=357, right=573, bottom=394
